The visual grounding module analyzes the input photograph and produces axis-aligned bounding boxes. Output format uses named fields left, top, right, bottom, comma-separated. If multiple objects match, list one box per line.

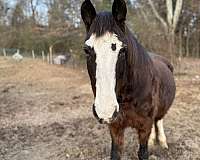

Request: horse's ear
left=81, top=0, right=96, bottom=32
left=112, top=0, right=127, bottom=31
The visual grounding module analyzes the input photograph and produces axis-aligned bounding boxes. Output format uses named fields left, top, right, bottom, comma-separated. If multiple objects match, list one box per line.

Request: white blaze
left=85, top=32, right=123, bottom=121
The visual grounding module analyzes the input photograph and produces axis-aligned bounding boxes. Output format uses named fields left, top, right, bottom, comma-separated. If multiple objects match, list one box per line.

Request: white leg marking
left=157, top=119, right=168, bottom=149
left=148, top=123, right=156, bottom=147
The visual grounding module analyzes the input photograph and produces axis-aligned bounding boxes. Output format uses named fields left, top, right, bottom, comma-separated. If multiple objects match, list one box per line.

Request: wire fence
left=0, top=48, right=47, bottom=61
left=0, top=48, right=85, bottom=68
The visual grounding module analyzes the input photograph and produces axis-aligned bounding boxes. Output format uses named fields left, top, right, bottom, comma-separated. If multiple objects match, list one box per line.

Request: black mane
left=122, top=28, right=154, bottom=103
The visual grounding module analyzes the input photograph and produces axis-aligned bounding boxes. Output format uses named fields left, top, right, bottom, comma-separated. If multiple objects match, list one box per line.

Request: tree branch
left=166, top=0, right=173, bottom=27
left=139, top=5, right=150, bottom=24
left=148, top=0, right=168, bottom=32
left=173, top=0, right=183, bottom=31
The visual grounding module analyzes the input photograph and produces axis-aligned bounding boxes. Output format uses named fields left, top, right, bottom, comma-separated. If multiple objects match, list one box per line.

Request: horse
left=81, top=0, right=176, bottom=159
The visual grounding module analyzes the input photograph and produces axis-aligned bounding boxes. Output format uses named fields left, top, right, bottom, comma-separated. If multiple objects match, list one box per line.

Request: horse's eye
left=120, top=44, right=128, bottom=53
left=118, top=51, right=125, bottom=58
left=118, top=46, right=127, bottom=58
left=83, top=45, right=92, bottom=57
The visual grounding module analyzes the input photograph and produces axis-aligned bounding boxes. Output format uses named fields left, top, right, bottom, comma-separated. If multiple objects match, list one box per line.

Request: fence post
left=42, top=51, right=45, bottom=61
left=49, top=46, right=53, bottom=64
left=32, top=50, right=35, bottom=59
left=3, top=48, right=6, bottom=57
left=47, top=53, right=50, bottom=63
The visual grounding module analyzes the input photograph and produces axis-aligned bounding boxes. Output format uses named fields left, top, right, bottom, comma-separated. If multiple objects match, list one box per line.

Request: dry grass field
left=0, top=57, right=200, bottom=160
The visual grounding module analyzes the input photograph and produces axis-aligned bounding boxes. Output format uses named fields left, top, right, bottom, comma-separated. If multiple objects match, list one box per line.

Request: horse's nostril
left=117, top=96, right=123, bottom=103
left=112, top=106, right=119, bottom=120
left=99, top=118, right=104, bottom=124
left=92, top=104, right=100, bottom=121
left=93, top=105, right=107, bottom=124
left=92, top=104, right=119, bottom=124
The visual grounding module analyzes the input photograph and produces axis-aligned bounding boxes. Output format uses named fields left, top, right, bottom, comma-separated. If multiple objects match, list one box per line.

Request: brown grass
left=0, top=57, right=200, bottom=160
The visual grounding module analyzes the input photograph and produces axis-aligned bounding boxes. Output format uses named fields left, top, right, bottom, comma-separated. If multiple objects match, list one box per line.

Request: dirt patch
left=0, top=57, right=200, bottom=160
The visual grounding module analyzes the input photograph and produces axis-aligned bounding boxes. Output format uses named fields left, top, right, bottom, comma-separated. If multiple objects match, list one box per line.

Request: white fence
left=0, top=48, right=72, bottom=65
left=0, top=48, right=82, bottom=67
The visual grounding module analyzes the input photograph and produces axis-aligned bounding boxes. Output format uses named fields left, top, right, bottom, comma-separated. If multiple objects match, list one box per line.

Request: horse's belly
left=155, top=61, right=176, bottom=120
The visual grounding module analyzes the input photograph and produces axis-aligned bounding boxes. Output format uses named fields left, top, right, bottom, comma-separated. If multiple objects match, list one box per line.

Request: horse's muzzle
left=92, top=104, right=119, bottom=124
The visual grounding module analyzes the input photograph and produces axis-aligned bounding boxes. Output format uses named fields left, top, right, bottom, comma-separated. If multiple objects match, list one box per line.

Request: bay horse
left=81, top=0, right=176, bottom=159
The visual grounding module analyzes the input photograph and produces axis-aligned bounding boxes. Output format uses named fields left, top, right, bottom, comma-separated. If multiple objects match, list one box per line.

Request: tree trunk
left=178, top=28, right=183, bottom=59
left=186, top=33, right=190, bottom=57
left=148, top=0, right=183, bottom=63
left=30, top=0, right=36, bottom=24
left=169, top=29, right=176, bottom=64
left=197, top=33, right=200, bottom=58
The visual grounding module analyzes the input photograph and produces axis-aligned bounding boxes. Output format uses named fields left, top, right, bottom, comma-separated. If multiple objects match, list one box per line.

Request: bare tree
left=148, top=0, right=183, bottom=62
left=29, top=0, right=39, bottom=24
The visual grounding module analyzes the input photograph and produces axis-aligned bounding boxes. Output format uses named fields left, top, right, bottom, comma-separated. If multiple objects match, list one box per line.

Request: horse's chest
left=117, top=102, right=155, bottom=129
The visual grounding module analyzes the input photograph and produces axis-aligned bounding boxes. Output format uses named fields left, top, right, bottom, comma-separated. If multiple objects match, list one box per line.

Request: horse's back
left=150, top=53, right=176, bottom=120
left=149, top=52, right=174, bottom=73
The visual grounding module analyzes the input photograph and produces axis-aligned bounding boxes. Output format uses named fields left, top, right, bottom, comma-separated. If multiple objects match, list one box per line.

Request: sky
left=5, top=0, right=48, bottom=24
left=4, top=0, right=136, bottom=25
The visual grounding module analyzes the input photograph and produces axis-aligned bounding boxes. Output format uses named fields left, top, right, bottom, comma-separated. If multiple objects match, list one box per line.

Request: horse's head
left=81, top=0, right=128, bottom=124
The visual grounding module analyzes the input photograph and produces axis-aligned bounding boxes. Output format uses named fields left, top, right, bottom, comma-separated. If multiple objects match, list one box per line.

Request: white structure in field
left=12, top=50, right=23, bottom=61
left=53, top=55, right=67, bottom=65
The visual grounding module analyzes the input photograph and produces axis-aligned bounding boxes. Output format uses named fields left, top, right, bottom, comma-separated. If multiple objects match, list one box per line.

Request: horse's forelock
left=87, top=12, right=125, bottom=38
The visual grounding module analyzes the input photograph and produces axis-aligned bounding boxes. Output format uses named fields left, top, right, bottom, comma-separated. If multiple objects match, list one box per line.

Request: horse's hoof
left=159, top=140, right=168, bottom=149
left=148, top=139, right=155, bottom=148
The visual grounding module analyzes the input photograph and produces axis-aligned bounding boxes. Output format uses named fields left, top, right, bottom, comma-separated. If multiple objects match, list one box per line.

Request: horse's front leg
left=109, top=125, right=124, bottom=160
left=137, top=121, right=152, bottom=160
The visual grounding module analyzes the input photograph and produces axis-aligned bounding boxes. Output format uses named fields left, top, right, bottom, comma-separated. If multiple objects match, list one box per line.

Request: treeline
left=0, top=0, right=199, bottom=61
